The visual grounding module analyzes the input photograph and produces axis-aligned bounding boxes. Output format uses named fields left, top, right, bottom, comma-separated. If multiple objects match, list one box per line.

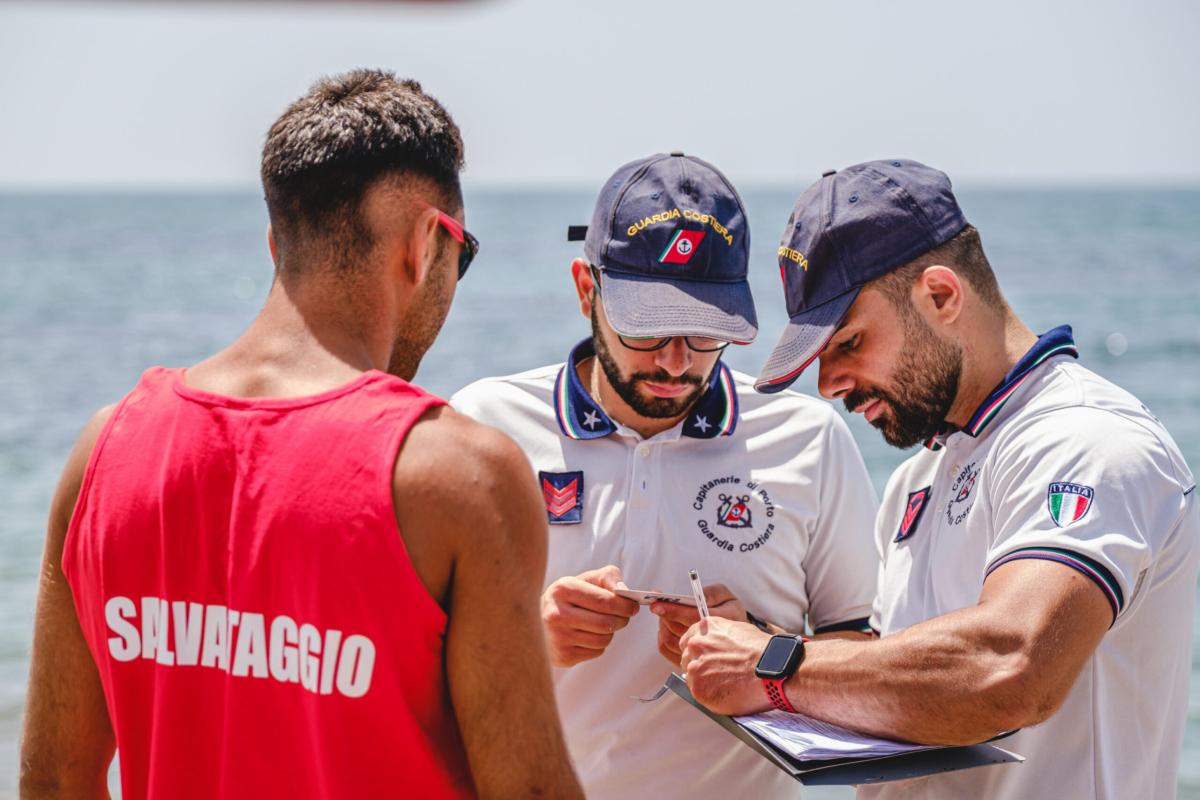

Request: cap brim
left=754, top=287, right=860, bottom=393
left=599, top=271, right=758, bottom=344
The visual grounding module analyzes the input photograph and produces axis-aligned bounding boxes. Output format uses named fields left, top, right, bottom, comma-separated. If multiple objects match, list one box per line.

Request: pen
left=688, top=569, right=710, bottom=619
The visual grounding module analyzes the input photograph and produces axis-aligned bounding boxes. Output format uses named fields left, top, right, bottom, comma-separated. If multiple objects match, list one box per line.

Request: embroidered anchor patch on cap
left=659, top=229, right=705, bottom=264
left=895, top=486, right=931, bottom=542
left=1047, top=482, right=1094, bottom=527
left=540, top=470, right=584, bottom=525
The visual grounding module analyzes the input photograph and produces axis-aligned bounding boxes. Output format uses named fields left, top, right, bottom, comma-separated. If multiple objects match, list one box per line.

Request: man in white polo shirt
left=452, top=152, right=880, bottom=799
left=680, top=159, right=1199, bottom=799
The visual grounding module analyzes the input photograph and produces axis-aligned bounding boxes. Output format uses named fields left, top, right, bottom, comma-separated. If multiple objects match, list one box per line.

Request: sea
left=1, top=187, right=1198, bottom=798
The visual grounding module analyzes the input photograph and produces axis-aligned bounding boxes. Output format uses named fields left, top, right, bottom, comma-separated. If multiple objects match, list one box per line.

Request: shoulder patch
left=540, top=470, right=584, bottom=525
left=1047, top=482, right=1094, bottom=527
left=895, top=486, right=932, bottom=543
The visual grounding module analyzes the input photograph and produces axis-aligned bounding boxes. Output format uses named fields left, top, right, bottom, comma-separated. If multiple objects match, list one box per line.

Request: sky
left=1, top=0, right=1198, bottom=190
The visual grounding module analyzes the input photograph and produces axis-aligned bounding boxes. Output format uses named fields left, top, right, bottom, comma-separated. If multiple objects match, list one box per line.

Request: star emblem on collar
left=692, top=415, right=711, bottom=433
left=582, top=409, right=602, bottom=430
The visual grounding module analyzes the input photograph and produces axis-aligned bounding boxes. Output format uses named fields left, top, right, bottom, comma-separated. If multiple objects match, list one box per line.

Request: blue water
left=1, top=188, right=1198, bottom=797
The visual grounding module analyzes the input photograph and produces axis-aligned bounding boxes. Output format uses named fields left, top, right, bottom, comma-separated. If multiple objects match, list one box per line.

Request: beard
left=386, top=239, right=454, bottom=381
left=844, top=311, right=962, bottom=449
left=591, top=307, right=709, bottom=419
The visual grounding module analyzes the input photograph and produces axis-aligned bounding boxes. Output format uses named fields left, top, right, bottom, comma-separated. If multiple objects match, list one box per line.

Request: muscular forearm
left=785, top=605, right=1032, bottom=745
left=810, top=629, right=874, bottom=642
left=683, top=561, right=1108, bottom=744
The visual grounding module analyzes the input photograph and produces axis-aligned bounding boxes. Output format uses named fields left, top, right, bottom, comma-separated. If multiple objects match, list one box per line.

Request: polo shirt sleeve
left=983, top=407, right=1180, bottom=624
left=804, top=411, right=881, bottom=634
left=449, top=379, right=505, bottom=429
left=448, top=381, right=485, bottom=418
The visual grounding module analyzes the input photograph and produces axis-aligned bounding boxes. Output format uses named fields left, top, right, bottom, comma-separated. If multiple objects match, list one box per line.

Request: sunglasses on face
left=435, top=210, right=479, bottom=280
left=616, top=332, right=731, bottom=353
left=590, top=265, right=731, bottom=353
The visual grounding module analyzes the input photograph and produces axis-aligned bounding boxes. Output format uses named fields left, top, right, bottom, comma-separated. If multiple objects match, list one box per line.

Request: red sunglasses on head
left=434, top=210, right=479, bottom=281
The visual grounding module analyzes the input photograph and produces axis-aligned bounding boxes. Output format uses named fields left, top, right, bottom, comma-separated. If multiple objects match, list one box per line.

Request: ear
left=571, top=257, right=595, bottom=319
left=400, top=206, right=442, bottom=289
left=266, top=224, right=278, bottom=266
left=913, top=265, right=964, bottom=326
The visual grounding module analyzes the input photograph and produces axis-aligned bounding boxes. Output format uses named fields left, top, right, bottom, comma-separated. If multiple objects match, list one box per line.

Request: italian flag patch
left=1047, top=482, right=1094, bottom=527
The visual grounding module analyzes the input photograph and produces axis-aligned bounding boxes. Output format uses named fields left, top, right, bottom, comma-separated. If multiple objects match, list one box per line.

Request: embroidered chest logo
left=539, top=470, right=584, bottom=525
left=716, top=494, right=752, bottom=528
left=1047, top=482, right=1094, bottom=527
left=659, top=229, right=705, bottom=264
left=895, top=486, right=931, bottom=542
left=945, top=462, right=980, bottom=526
left=693, top=475, right=776, bottom=554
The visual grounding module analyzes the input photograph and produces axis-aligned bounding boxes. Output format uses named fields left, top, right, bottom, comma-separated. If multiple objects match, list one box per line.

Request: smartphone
left=614, top=589, right=698, bottom=606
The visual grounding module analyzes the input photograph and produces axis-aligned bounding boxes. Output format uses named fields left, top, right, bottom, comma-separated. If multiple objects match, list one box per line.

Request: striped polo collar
left=554, top=338, right=739, bottom=441
left=926, top=325, right=1079, bottom=450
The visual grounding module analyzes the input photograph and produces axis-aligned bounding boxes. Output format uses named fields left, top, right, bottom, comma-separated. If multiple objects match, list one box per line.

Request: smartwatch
left=754, top=634, right=805, bottom=713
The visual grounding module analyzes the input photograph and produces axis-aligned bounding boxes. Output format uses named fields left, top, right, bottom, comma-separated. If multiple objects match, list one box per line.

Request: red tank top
left=62, top=367, right=476, bottom=799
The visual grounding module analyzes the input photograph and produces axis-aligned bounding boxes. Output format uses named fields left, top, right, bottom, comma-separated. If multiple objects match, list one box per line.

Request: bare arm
left=21, top=407, right=116, bottom=799
left=681, top=557, right=1111, bottom=745
left=396, top=409, right=583, bottom=799
left=811, top=630, right=874, bottom=641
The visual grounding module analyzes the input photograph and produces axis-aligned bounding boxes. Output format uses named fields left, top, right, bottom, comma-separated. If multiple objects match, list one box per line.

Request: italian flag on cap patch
left=1047, top=482, right=1094, bottom=527
left=660, top=229, right=705, bottom=264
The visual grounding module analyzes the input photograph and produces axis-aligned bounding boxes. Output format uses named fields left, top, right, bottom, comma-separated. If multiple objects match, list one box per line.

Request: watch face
left=756, top=636, right=800, bottom=678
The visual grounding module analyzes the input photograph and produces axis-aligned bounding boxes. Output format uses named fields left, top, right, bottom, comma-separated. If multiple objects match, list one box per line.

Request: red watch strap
left=761, top=678, right=797, bottom=713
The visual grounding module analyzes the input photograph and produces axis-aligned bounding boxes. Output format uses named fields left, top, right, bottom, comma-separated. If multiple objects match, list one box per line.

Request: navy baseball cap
left=755, top=159, right=968, bottom=393
left=567, top=152, right=757, bottom=343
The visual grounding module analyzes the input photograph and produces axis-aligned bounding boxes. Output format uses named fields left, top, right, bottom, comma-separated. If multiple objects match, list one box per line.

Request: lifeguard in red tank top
left=61, top=366, right=476, bottom=799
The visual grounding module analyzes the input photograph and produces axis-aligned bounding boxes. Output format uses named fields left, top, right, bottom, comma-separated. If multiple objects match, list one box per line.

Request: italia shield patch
left=895, top=486, right=931, bottom=542
left=1047, top=482, right=1094, bottom=527
left=540, top=470, right=584, bottom=525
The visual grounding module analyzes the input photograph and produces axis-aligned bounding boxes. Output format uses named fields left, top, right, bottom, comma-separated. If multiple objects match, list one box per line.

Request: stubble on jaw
left=386, top=237, right=454, bottom=381
left=843, top=312, right=962, bottom=449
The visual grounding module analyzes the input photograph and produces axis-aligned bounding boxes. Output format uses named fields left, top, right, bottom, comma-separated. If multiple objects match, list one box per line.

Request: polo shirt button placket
left=629, top=443, right=649, bottom=506
left=637, top=444, right=652, bottom=492
left=626, top=442, right=657, bottom=572
left=614, top=441, right=640, bottom=568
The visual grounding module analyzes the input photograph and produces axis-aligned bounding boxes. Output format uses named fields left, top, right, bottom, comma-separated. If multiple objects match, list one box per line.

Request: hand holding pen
left=653, top=569, right=751, bottom=666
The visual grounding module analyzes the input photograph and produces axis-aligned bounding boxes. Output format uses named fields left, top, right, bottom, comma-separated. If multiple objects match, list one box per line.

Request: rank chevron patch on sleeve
left=539, top=470, right=584, bottom=525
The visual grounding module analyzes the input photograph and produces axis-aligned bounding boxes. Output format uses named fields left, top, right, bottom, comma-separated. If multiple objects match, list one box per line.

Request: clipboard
left=664, top=673, right=1023, bottom=785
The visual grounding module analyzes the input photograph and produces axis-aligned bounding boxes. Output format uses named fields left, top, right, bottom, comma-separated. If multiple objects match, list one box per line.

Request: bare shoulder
left=75, top=403, right=119, bottom=460
left=50, top=404, right=119, bottom=535
left=393, top=404, right=544, bottom=559
left=395, top=404, right=534, bottom=498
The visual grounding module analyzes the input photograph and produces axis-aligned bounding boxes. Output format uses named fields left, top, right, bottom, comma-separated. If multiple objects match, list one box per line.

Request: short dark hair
left=261, top=69, right=464, bottom=273
left=872, top=224, right=1005, bottom=310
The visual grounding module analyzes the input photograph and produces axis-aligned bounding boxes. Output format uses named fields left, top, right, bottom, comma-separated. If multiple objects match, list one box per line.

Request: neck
left=944, top=309, right=1038, bottom=428
left=580, top=357, right=693, bottom=440
left=186, top=273, right=401, bottom=398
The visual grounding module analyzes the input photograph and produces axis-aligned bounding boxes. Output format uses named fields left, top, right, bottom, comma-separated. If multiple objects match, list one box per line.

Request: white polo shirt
left=452, top=338, right=879, bottom=800
left=863, top=326, right=1199, bottom=800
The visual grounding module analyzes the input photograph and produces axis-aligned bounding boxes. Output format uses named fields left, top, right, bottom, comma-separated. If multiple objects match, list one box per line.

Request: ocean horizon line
left=4, top=180, right=1200, bottom=197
